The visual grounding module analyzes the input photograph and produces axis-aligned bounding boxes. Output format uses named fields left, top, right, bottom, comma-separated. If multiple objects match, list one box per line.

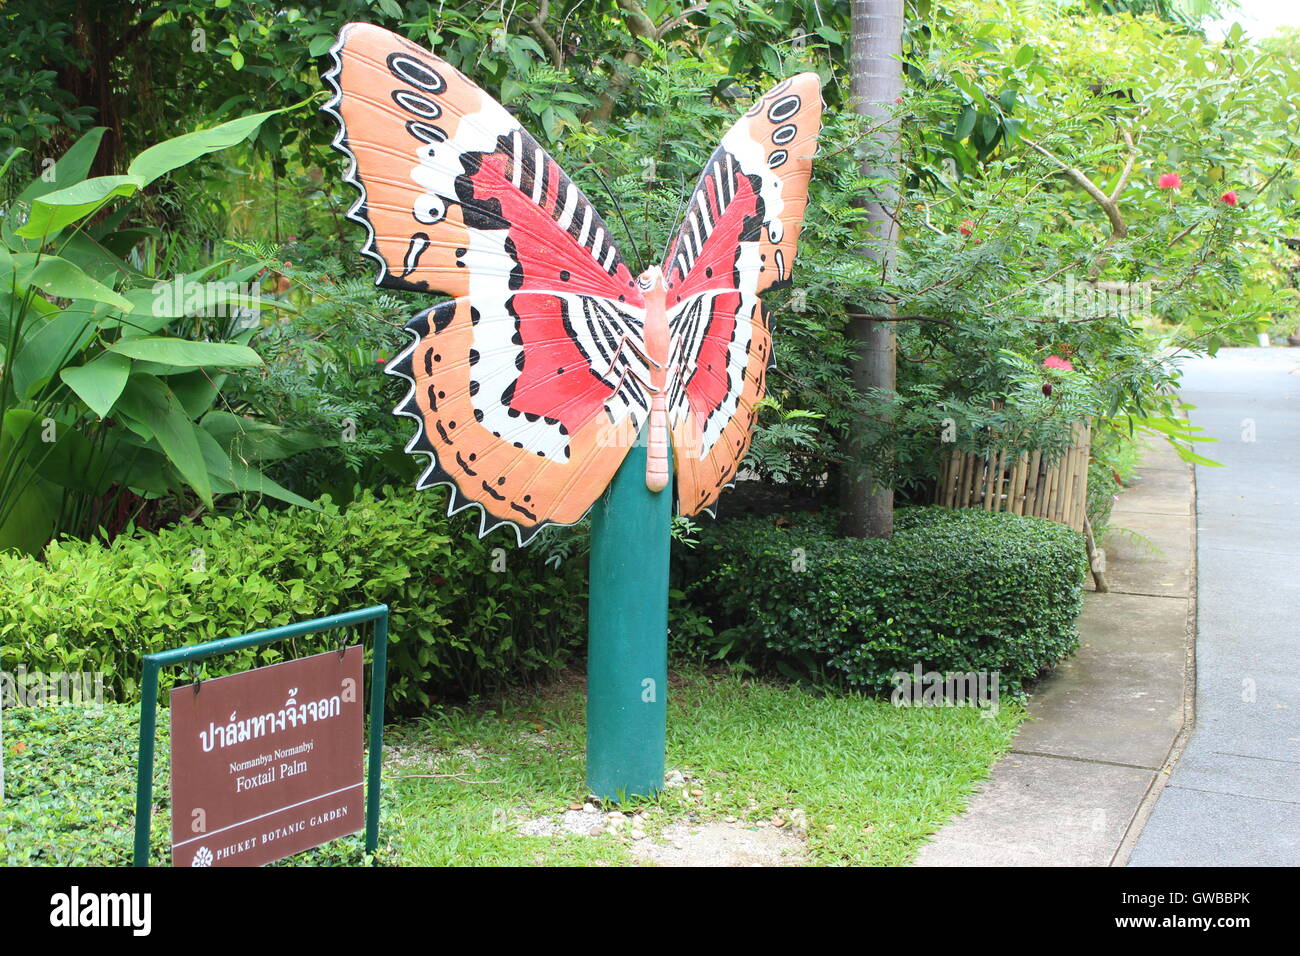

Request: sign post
left=133, top=605, right=388, bottom=866
left=586, top=437, right=672, bottom=802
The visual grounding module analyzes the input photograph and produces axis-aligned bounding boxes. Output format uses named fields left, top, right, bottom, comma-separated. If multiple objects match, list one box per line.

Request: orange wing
left=662, top=73, right=823, bottom=517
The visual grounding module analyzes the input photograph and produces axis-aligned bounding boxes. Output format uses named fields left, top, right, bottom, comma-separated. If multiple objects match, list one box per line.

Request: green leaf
left=60, top=351, right=131, bottom=419
left=107, top=337, right=263, bottom=368
left=168, top=369, right=227, bottom=420
left=58, top=233, right=136, bottom=284
left=10, top=254, right=131, bottom=310
left=17, top=176, right=139, bottom=239
left=541, top=107, right=561, bottom=142
left=201, top=410, right=331, bottom=462
left=0, top=145, right=27, bottom=183
left=501, top=78, right=525, bottom=104
left=0, top=474, right=57, bottom=555
left=115, top=375, right=213, bottom=505
left=955, top=107, right=977, bottom=141
left=2, top=410, right=110, bottom=496
left=17, top=128, right=108, bottom=203
left=11, top=304, right=105, bottom=399
left=102, top=437, right=174, bottom=497
left=229, top=458, right=321, bottom=510
left=126, top=110, right=284, bottom=187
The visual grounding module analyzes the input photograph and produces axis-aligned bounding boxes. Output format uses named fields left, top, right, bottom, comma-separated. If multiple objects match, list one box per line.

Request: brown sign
left=169, top=646, right=364, bottom=867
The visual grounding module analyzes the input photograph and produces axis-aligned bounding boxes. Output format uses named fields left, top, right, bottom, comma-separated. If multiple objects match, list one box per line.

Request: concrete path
left=1129, top=347, right=1300, bottom=866
left=916, top=414, right=1196, bottom=865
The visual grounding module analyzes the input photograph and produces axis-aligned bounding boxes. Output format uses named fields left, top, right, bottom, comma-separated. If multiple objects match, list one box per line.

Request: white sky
left=1206, top=0, right=1300, bottom=39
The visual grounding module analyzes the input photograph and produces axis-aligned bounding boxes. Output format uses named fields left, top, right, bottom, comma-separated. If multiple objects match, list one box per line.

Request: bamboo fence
left=933, top=421, right=1093, bottom=533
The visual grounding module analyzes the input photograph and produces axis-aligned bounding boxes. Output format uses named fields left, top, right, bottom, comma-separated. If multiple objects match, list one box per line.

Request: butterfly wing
left=324, top=22, right=651, bottom=543
left=662, top=73, right=823, bottom=517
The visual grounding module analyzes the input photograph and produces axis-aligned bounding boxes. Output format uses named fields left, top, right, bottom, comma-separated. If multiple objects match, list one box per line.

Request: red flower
left=959, top=219, right=975, bottom=236
left=1221, top=191, right=1238, bottom=206
left=1043, top=355, right=1074, bottom=372
left=1157, top=172, right=1182, bottom=190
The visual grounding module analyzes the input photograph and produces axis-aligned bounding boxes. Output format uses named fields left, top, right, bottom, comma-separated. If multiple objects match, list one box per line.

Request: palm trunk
left=840, top=0, right=903, bottom=539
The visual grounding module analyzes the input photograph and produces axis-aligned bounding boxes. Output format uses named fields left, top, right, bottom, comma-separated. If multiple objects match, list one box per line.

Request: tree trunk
left=839, top=0, right=903, bottom=539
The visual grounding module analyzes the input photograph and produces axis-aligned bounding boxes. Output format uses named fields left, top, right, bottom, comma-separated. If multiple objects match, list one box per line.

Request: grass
left=4, top=666, right=1024, bottom=866
left=390, top=668, right=1023, bottom=865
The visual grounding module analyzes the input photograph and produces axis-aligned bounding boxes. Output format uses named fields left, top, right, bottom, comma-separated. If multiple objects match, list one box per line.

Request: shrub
left=0, top=490, right=587, bottom=713
left=679, top=507, right=1087, bottom=695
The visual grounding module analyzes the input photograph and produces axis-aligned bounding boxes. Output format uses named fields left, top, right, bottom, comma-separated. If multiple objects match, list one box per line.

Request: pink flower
left=1043, top=355, right=1074, bottom=372
left=1157, top=172, right=1182, bottom=190
left=1221, top=191, right=1238, bottom=206
left=959, top=219, right=975, bottom=236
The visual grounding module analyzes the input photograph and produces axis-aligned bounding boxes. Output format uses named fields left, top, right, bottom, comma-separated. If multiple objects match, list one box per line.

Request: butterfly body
left=639, top=265, right=672, bottom=493
left=324, top=23, right=822, bottom=544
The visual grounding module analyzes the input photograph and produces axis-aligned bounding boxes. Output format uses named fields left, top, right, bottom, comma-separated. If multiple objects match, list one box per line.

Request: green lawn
left=4, top=667, right=1023, bottom=866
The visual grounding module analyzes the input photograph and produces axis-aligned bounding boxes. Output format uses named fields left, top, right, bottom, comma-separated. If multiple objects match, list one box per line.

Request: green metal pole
left=365, top=609, right=388, bottom=857
left=587, top=434, right=671, bottom=802
left=133, top=657, right=161, bottom=866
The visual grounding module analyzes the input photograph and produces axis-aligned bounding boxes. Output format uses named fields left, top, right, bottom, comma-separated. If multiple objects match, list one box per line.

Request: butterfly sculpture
left=324, top=23, right=822, bottom=544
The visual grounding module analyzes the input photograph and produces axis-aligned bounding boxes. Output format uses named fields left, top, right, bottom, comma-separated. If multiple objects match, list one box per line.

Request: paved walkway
left=1129, top=347, right=1300, bottom=866
left=917, top=431, right=1195, bottom=866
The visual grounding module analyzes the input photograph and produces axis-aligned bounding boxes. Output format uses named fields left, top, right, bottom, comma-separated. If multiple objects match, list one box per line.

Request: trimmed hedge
left=0, top=490, right=586, bottom=712
left=680, top=507, right=1088, bottom=695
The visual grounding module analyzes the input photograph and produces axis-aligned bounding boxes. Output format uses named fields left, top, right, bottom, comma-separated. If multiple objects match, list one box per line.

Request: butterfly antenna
left=661, top=184, right=691, bottom=267
left=589, top=166, right=647, bottom=275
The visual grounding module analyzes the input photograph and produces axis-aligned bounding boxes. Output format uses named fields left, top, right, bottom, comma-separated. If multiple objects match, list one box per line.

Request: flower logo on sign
left=192, top=846, right=213, bottom=867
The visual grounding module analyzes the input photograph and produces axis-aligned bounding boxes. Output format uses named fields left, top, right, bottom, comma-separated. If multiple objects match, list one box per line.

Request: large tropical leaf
left=127, top=109, right=284, bottom=184
left=115, top=375, right=213, bottom=505
left=201, top=410, right=332, bottom=462
left=61, top=351, right=132, bottom=419
left=194, top=427, right=319, bottom=510
left=15, top=127, right=109, bottom=204
left=9, top=253, right=131, bottom=310
left=17, top=177, right=138, bottom=240
left=18, top=109, right=288, bottom=241
left=11, top=303, right=105, bottom=400
left=107, top=336, right=263, bottom=368
left=1, top=409, right=110, bottom=496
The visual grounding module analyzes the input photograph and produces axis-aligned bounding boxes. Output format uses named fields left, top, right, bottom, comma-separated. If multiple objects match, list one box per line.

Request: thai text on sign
left=169, top=646, right=365, bottom=866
